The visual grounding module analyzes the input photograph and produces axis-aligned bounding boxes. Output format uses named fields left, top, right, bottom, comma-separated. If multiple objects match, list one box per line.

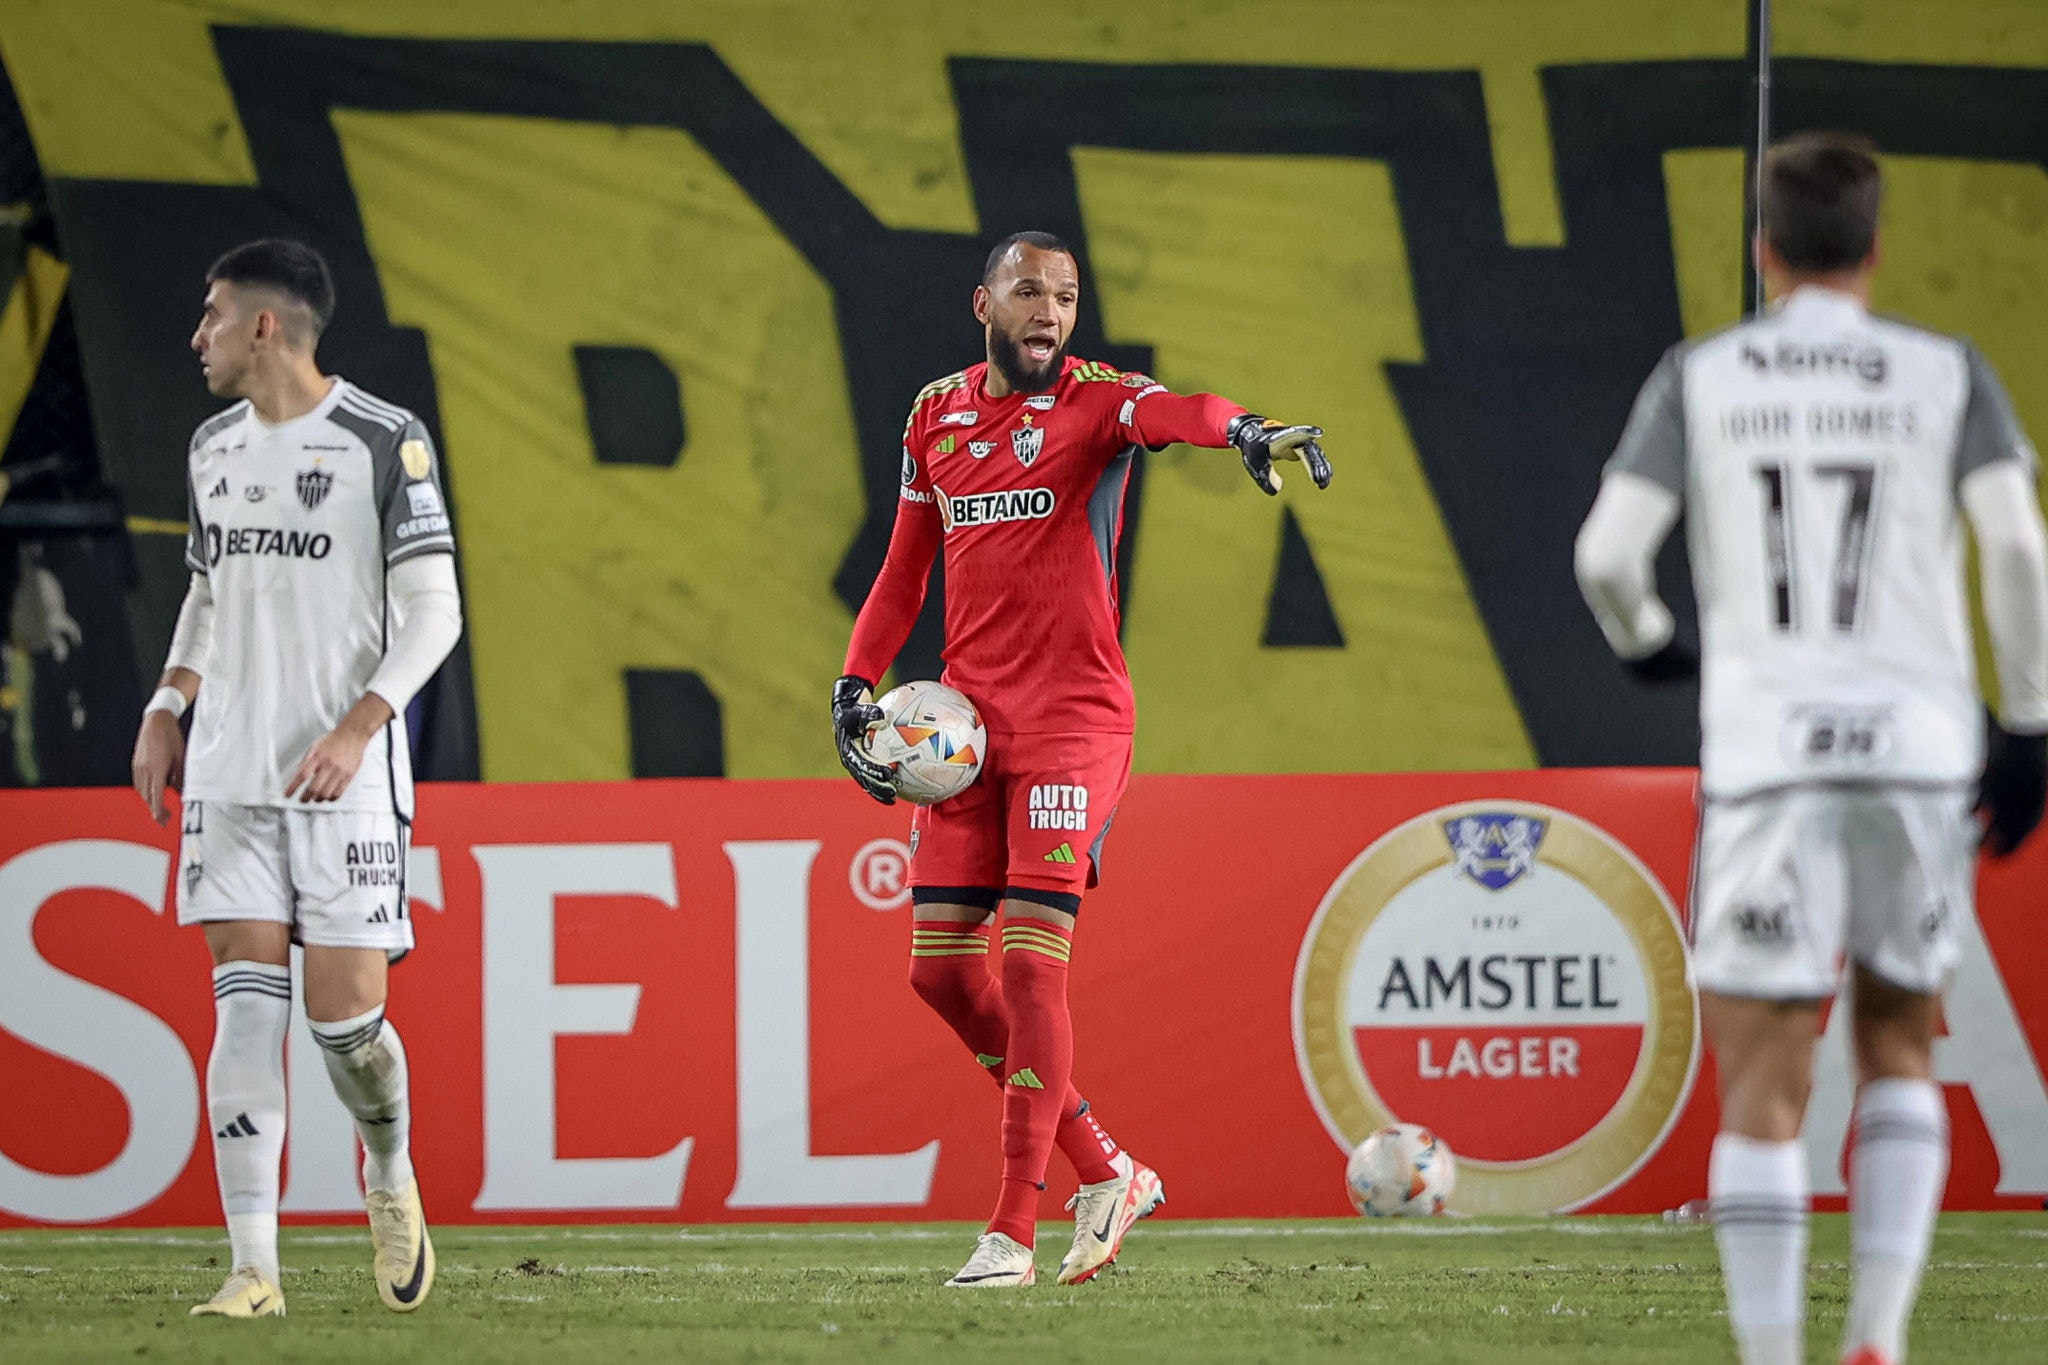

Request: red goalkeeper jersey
left=845, top=356, right=1246, bottom=735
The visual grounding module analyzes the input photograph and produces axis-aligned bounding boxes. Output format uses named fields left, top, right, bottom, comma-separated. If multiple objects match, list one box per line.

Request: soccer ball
left=1344, top=1124, right=1456, bottom=1217
left=864, top=680, right=987, bottom=805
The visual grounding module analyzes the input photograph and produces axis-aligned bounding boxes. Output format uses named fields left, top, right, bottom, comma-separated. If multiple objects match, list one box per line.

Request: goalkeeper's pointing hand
left=831, top=674, right=896, bottom=805
left=1228, top=414, right=1332, bottom=496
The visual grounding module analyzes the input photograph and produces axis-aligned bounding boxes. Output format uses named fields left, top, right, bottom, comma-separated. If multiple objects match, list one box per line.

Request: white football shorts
left=176, top=800, right=415, bottom=955
left=1689, top=784, right=1973, bottom=999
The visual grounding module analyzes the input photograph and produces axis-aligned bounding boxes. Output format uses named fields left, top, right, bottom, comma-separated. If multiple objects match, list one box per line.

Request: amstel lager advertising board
left=1296, top=803, right=1697, bottom=1214
left=3, top=771, right=2046, bottom=1228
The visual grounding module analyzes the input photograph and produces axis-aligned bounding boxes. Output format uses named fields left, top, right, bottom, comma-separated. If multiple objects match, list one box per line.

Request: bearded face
left=976, top=244, right=1079, bottom=396
left=987, top=323, right=1066, bottom=394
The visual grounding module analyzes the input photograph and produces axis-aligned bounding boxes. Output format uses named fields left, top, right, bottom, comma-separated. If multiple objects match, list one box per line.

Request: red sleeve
left=1118, top=386, right=1247, bottom=450
left=843, top=456, right=942, bottom=683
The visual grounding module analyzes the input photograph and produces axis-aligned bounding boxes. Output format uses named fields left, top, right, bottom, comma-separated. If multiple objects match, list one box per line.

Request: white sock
left=1710, top=1134, right=1809, bottom=1365
left=1846, top=1079, right=1949, bottom=1363
left=309, top=1005, right=414, bottom=1194
left=207, top=961, right=289, bottom=1286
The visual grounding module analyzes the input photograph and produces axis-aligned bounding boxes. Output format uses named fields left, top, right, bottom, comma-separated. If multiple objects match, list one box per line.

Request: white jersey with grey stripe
left=1608, top=286, right=2038, bottom=797
left=180, top=378, right=456, bottom=815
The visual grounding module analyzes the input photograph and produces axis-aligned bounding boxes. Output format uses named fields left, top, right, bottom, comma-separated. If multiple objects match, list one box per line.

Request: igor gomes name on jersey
left=935, top=484, right=1055, bottom=532
left=1608, top=287, right=2035, bottom=795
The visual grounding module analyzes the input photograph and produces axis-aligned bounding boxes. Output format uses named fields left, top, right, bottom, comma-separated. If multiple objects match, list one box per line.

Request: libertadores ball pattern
left=1345, top=1123, right=1456, bottom=1217
left=866, top=679, right=987, bottom=805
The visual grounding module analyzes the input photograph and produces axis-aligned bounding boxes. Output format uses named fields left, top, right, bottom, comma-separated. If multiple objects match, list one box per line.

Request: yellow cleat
left=188, top=1266, right=285, bottom=1318
left=366, top=1178, right=436, bottom=1312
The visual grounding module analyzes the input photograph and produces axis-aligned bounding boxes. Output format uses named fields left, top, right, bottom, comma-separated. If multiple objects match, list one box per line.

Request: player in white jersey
left=1576, top=135, right=2048, bottom=1365
left=129, top=241, right=464, bottom=1320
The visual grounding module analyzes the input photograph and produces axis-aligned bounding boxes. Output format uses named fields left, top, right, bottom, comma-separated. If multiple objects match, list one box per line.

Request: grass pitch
left=3, top=1215, right=2044, bottom=1363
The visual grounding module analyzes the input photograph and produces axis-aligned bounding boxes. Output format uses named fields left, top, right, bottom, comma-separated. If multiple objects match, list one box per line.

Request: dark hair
left=1760, top=132, right=1882, bottom=273
left=983, top=230, right=1075, bottom=284
left=205, top=239, right=337, bottom=342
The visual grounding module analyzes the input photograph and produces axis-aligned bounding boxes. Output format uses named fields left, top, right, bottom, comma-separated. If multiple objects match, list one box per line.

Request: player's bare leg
left=1840, top=967, right=1946, bottom=1365
left=1701, top=990, right=1822, bottom=1365
left=306, top=945, right=433, bottom=1312
left=192, top=920, right=291, bottom=1317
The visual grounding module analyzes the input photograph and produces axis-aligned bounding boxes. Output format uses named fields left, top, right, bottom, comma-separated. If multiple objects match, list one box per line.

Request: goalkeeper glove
left=1228, top=414, right=1332, bottom=496
left=831, top=674, right=896, bottom=805
left=1978, top=712, right=2047, bottom=857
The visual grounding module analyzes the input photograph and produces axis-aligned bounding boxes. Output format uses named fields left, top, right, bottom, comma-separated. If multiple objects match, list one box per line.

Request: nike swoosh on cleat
left=388, top=1232, right=428, bottom=1304
left=248, top=1294, right=271, bottom=1313
left=1091, top=1205, right=1117, bottom=1243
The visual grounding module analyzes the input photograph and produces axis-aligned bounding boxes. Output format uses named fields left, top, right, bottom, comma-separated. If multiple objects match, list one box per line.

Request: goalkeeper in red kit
left=832, top=231, right=1331, bottom=1287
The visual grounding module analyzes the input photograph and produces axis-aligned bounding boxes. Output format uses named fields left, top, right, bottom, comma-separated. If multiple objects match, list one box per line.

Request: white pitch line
left=16, top=1256, right=2041, bottom=1278
left=0, top=1222, right=1650, bottom=1248
left=4, top=1218, right=2041, bottom=1252
left=0, top=1233, right=227, bottom=1248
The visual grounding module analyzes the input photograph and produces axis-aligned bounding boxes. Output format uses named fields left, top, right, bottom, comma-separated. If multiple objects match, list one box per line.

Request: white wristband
left=145, top=686, right=189, bottom=721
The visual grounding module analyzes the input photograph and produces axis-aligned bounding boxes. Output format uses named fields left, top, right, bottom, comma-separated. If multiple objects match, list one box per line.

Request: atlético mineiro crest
left=1011, top=425, right=1044, bottom=467
left=296, top=467, right=334, bottom=511
left=1444, top=812, right=1547, bottom=890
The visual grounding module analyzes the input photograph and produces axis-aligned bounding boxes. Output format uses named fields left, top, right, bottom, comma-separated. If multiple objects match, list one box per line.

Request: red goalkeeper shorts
left=907, top=730, right=1133, bottom=897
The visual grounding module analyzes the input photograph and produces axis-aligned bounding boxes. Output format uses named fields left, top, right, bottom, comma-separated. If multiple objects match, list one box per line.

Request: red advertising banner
left=3, top=772, right=2045, bottom=1229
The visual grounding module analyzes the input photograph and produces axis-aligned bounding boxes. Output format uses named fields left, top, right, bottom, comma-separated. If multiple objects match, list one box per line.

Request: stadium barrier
left=4, top=772, right=2045, bottom=1228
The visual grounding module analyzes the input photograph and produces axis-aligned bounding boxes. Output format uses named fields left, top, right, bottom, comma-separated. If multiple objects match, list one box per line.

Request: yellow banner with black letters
left=1, top=1, right=2041, bottom=780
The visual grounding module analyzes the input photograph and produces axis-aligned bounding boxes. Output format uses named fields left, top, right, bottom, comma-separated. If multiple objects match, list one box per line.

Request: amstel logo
left=1293, top=801, right=1697, bottom=1214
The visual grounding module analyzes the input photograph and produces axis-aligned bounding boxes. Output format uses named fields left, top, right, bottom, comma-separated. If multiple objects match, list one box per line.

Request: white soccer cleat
left=365, top=1178, right=436, bottom=1311
left=945, top=1231, right=1037, bottom=1287
left=188, top=1265, right=285, bottom=1318
left=1056, top=1151, right=1166, bottom=1285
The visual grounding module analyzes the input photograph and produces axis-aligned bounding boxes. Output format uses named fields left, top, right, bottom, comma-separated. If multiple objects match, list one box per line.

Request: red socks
left=1059, top=1099, right=1120, bottom=1185
left=908, top=922, right=1009, bottom=1073
left=989, top=918, right=1076, bottom=1245
left=908, top=917, right=1122, bottom=1241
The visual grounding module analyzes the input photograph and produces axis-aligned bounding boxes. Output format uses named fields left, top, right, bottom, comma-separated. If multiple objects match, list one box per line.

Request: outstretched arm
left=1121, top=389, right=1246, bottom=448
left=1120, top=385, right=1332, bottom=495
